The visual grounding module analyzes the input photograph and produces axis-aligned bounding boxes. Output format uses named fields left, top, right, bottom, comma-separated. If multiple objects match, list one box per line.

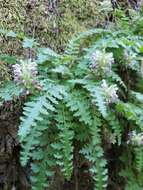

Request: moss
left=0, top=61, right=11, bottom=85
left=0, top=0, right=104, bottom=54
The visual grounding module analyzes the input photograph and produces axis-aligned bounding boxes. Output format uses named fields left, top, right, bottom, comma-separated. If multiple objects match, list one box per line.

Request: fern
left=120, top=168, right=142, bottom=190
left=84, top=84, right=108, bottom=118
left=31, top=131, right=55, bottom=190
left=18, top=96, right=55, bottom=143
left=134, top=146, right=143, bottom=172
left=0, top=82, right=22, bottom=105
left=3, top=11, right=143, bottom=189
left=37, top=47, right=60, bottom=64
left=106, top=111, right=122, bottom=145
left=116, top=102, right=143, bottom=129
left=65, top=29, right=111, bottom=56
left=20, top=118, right=51, bottom=166
left=53, top=104, right=74, bottom=180
left=65, top=90, right=92, bottom=126
left=131, top=91, right=143, bottom=102
left=42, top=82, right=67, bottom=101
left=110, top=71, right=127, bottom=90
left=81, top=116, right=108, bottom=190
left=19, top=83, right=65, bottom=166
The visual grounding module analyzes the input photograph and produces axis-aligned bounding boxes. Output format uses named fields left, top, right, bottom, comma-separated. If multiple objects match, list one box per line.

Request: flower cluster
left=101, top=80, right=118, bottom=104
left=124, top=50, right=137, bottom=66
left=128, top=131, right=143, bottom=146
left=90, top=50, right=114, bottom=75
left=12, top=60, right=38, bottom=89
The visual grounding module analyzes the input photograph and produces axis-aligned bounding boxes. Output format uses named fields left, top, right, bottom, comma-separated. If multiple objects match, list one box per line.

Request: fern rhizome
left=1, top=20, right=143, bottom=189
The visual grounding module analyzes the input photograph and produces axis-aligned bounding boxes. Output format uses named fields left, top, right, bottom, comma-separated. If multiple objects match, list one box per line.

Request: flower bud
left=12, top=59, right=38, bottom=90
left=90, top=50, right=114, bottom=75
left=101, top=80, right=118, bottom=104
left=124, top=50, right=136, bottom=66
left=128, top=131, right=143, bottom=146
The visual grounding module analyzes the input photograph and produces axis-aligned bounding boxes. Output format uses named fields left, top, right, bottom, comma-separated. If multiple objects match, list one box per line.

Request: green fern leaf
left=116, top=102, right=143, bottom=129
left=19, top=96, right=55, bottom=142
left=134, top=147, right=143, bottom=172
left=65, top=29, right=110, bottom=56
left=65, top=90, right=92, bottom=126
left=31, top=132, right=55, bottom=190
left=81, top=116, right=108, bottom=190
left=0, top=82, right=22, bottom=105
left=84, top=84, right=107, bottom=117
left=106, top=111, right=122, bottom=145
left=20, top=119, right=50, bottom=166
left=53, top=105, right=74, bottom=180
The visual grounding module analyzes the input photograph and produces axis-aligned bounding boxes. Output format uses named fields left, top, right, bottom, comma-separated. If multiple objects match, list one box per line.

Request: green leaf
left=23, top=37, right=38, bottom=48
left=0, top=82, right=22, bottom=103
left=6, top=30, right=17, bottom=37
left=19, top=96, right=54, bottom=142
left=0, top=54, right=17, bottom=64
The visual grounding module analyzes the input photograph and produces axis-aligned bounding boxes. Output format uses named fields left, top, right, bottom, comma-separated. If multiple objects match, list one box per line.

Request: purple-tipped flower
left=90, top=50, right=114, bottom=75
left=124, top=50, right=137, bottom=66
left=128, top=131, right=143, bottom=146
left=12, top=64, right=22, bottom=83
left=12, top=59, right=38, bottom=89
left=101, top=80, right=118, bottom=104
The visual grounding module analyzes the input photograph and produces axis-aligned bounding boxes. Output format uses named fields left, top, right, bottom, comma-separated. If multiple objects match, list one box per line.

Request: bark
left=0, top=107, right=30, bottom=190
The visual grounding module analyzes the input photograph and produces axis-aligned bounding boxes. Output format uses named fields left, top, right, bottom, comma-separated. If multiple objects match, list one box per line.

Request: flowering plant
left=101, top=80, right=118, bottom=104
left=12, top=60, right=40, bottom=92
left=90, top=50, right=114, bottom=75
left=128, top=131, right=143, bottom=146
left=1, top=15, right=143, bottom=189
left=124, top=49, right=137, bottom=66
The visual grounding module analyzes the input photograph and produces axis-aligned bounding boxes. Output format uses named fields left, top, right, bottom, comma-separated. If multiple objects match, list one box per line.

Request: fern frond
left=19, top=83, right=66, bottom=167
left=81, top=116, right=108, bottom=190
left=0, top=54, right=16, bottom=64
left=53, top=104, right=74, bottom=180
left=43, top=82, right=67, bottom=101
left=106, top=111, right=122, bottom=145
left=18, top=96, right=55, bottom=142
left=65, top=29, right=111, bottom=56
left=31, top=131, right=55, bottom=190
left=0, top=82, right=22, bottom=105
left=84, top=84, right=107, bottom=117
left=20, top=118, right=51, bottom=166
left=134, top=147, right=143, bottom=172
left=110, top=71, right=126, bottom=90
left=37, top=47, right=60, bottom=64
left=65, top=90, right=92, bottom=126
left=131, top=91, right=143, bottom=102
left=116, top=102, right=143, bottom=129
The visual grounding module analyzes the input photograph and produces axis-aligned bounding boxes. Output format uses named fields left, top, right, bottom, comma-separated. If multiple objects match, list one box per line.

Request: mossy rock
left=0, top=0, right=104, bottom=54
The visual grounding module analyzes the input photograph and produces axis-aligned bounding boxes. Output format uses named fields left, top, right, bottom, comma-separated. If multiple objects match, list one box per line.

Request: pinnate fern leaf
left=19, top=96, right=55, bottom=142
left=107, top=111, right=122, bottom=145
left=81, top=116, right=108, bottom=190
left=84, top=84, right=107, bottom=118
left=53, top=105, right=74, bottom=180
left=134, top=147, right=143, bottom=172
left=31, top=132, right=55, bottom=190
left=20, top=119, right=50, bottom=166
left=65, top=90, right=92, bottom=126
left=0, top=82, right=22, bottom=105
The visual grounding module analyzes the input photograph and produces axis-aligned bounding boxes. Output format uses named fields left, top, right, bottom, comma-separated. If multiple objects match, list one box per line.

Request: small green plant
left=1, top=7, right=143, bottom=189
